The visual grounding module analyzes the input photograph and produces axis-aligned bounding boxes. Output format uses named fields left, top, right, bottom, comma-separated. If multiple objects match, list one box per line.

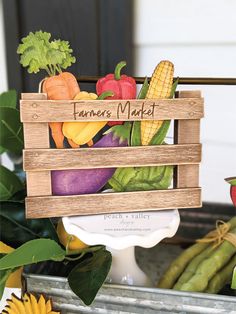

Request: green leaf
left=0, top=253, right=19, bottom=300
left=104, top=122, right=132, bottom=145
left=137, top=77, right=149, bottom=99
left=232, top=266, right=236, bottom=289
left=170, top=77, right=179, bottom=98
left=0, top=90, right=17, bottom=108
left=0, top=165, right=24, bottom=200
left=17, top=31, right=76, bottom=75
left=109, top=165, right=173, bottom=192
left=0, top=107, right=24, bottom=154
left=0, top=268, right=13, bottom=299
left=0, top=239, right=65, bottom=270
left=68, top=249, right=112, bottom=305
left=127, top=165, right=173, bottom=191
left=0, top=146, right=6, bottom=154
left=149, top=120, right=171, bottom=145
left=130, top=78, right=149, bottom=147
left=10, top=189, right=26, bottom=201
left=0, top=201, right=59, bottom=248
left=131, top=121, right=141, bottom=146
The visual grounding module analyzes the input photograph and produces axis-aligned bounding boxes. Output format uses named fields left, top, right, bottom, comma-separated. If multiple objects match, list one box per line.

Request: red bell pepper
left=96, top=61, right=136, bottom=126
left=225, top=177, right=236, bottom=207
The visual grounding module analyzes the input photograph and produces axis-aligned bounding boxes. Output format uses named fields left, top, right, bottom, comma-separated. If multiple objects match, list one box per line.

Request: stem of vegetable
left=114, top=61, right=127, bottom=80
left=44, top=66, right=51, bottom=77
left=97, top=91, right=114, bottom=100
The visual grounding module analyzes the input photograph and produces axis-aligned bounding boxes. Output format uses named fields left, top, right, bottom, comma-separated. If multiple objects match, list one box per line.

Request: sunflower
left=2, top=292, right=60, bottom=314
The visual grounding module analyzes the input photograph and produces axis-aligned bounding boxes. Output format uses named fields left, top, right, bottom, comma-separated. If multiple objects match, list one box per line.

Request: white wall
left=134, top=0, right=236, bottom=204
left=0, top=0, right=8, bottom=93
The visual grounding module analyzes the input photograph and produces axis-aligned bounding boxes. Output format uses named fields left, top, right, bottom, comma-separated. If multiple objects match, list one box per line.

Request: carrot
left=43, top=72, right=80, bottom=100
left=43, top=72, right=80, bottom=148
left=17, top=31, right=79, bottom=149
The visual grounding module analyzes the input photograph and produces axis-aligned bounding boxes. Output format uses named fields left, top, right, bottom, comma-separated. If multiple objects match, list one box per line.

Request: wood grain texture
left=22, top=93, right=50, bottom=149
left=20, top=97, right=204, bottom=122
left=23, top=144, right=201, bottom=171
left=22, top=93, right=52, bottom=196
left=26, top=171, right=52, bottom=197
left=21, top=93, right=47, bottom=100
left=174, top=91, right=202, bottom=189
left=23, top=123, right=50, bottom=149
left=25, top=187, right=202, bottom=218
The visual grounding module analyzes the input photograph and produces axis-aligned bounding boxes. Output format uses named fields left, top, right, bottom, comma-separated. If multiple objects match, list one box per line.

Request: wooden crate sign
left=20, top=91, right=204, bottom=219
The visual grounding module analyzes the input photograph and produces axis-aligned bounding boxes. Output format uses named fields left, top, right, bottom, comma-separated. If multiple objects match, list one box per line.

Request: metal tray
left=24, top=208, right=236, bottom=313
left=24, top=273, right=236, bottom=314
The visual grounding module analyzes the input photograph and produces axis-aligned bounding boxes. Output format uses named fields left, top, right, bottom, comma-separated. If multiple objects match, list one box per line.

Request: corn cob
left=141, top=60, right=174, bottom=145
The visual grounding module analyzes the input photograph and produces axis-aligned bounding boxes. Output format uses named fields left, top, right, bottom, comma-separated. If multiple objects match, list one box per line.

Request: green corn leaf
left=0, top=165, right=24, bottom=200
left=68, top=249, right=112, bottom=305
left=170, top=77, right=179, bottom=98
left=0, top=107, right=24, bottom=154
left=0, top=239, right=65, bottom=270
left=149, top=120, right=171, bottom=145
left=137, top=76, right=149, bottom=99
left=131, top=77, right=149, bottom=146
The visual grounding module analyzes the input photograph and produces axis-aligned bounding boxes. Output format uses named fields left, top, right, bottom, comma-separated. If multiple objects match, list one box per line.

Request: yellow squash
left=63, top=90, right=112, bottom=146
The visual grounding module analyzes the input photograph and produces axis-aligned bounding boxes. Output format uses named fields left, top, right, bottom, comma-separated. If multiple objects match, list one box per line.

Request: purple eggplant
left=51, top=123, right=131, bottom=195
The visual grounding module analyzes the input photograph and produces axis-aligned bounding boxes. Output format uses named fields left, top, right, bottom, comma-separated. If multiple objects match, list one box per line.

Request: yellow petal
left=38, top=294, right=46, bottom=314
left=11, top=294, right=26, bottom=314
left=45, top=299, right=52, bottom=312
left=23, top=293, right=33, bottom=314
left=30, top=294, right=40, bottom=314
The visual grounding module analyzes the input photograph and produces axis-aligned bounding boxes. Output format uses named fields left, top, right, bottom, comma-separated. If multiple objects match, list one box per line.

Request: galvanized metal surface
left=24, top=273, right=236, bottom=314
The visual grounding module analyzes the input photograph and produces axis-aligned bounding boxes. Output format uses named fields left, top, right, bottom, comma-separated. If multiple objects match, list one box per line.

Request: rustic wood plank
left=23, top=123, right=50, bottom=149
left=21, top=93, right=50, bottom=149
left=26, top=171, right=52, bottom=197
left=23, top=144, right=201, bottom=171
left=21, top=93, right=52, bottom=196
left=21, top=93, right=47, bottom=100
left=174, top=91, right=202, bottom=189
left=20, top=98, right=204, bottom=122
left=25, top=188, right=202, bottom=218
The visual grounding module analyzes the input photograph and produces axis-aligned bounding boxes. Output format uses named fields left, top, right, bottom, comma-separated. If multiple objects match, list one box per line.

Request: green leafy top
left=17, top=31, right=76, bottom=76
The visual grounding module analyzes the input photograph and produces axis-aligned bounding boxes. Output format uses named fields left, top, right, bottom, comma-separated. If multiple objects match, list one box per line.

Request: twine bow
left=197, top=220, right=236, bottom=248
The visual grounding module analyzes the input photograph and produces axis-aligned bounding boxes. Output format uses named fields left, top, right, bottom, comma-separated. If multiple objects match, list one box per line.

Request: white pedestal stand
left=63, top=209, right=180, bottom=287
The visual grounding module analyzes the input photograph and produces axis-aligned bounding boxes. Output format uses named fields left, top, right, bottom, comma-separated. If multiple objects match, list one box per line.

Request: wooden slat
left=22, top=93, right=50, bottom=149
left=174, top=91, right=202, bottom=189
left=21, top=93, right=47, bottom=100
left=23, top=123, right=50, bottom=149
left=22, top=93, right=52, bottom=197
left=26, top=171, right=52, bottom=197
left=25, top=188, right=202, bottom=218
left=23, top=144, right=201, bottom=171
left=20, top=97, right=204, bottom=122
